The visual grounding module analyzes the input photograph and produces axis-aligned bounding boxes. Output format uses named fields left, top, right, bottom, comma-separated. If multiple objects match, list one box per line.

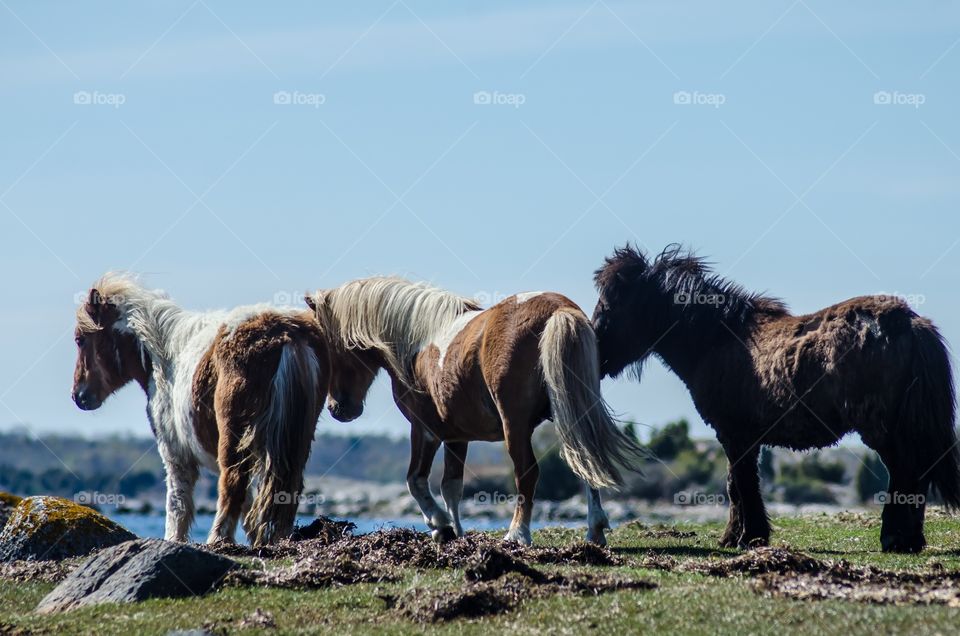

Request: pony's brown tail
left=242, top=339, right=322, bottom=546
left=907, top=318, right=960, bottom=508
left=539, top=308, right=647, bottom=489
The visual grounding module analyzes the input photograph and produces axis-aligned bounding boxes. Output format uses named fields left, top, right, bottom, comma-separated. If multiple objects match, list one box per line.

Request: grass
left=2, top=511, right=960, bottom=634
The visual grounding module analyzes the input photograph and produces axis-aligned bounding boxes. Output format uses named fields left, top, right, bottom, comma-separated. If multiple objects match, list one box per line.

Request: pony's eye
left=75, top=335, right=86, bottom=348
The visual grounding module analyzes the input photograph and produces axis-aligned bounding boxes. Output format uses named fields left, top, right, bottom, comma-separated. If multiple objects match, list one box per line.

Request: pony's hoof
left=881, top=534, right=926, bottom=553
left=503, top=529, right=532, bottom=546
left=586, top=527, right=608, bottom=546
left=432, top=526, right=457, bottom=544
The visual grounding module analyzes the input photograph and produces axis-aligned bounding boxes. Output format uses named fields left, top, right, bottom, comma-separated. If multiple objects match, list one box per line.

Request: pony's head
left=591, top=245, right=671, bottom=378
left=304, top=291, right=380, bottom=423
left=72, top=284, right=150, bottom=410
left=593, top=244, right=788, bottom=378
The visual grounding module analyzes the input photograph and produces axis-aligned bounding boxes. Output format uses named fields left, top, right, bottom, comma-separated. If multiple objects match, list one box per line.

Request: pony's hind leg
left=878, top=448, right=928, bottom=553
left=441, top=441, right=468, bottom=538
left=722, top=443, right=770, bottom=548
left=585, top=484, right=610, bottom=546
left=503, top=423, right=537, bottom=546
left=208, top=431, right=251, bottom=544
left=407, top=425, right=456, bottom=542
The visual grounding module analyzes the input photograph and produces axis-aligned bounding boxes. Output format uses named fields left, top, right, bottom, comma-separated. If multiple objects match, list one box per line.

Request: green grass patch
left=2, top=511, right=960, bottom=635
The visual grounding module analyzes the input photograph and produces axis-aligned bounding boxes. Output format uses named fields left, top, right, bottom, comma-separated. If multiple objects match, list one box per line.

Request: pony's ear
left=86, top=288, right=119, bottom=328
left=304, top=291, right=330, bottom=319
left=86, top=288, right=103, bottom=324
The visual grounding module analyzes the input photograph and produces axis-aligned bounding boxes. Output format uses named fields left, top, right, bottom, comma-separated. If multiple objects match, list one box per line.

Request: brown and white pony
left=72, top=274, right=328, bottom=546
left=306, top=277, right=644, bottom=545
left=592, top=245, right=960, bottom=552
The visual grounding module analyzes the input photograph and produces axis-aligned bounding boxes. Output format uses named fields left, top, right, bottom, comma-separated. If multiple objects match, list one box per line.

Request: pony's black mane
left=595, top=244, right=789, bottom=327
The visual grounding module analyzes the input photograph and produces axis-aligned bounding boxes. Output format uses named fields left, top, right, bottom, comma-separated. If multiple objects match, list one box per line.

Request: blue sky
left=0, top=1, right=958, bottom=443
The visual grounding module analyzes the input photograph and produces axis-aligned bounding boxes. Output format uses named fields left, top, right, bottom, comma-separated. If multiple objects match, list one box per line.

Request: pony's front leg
left=504, top=426, right=537, bottom=546
left=407, top=426, right=456, bottom=543
left=585, top=484, right=610, bottom=546
left=160, top=450, right=199, bottom=543
left=719, top=462, right=744, bottom=548
left=724, top=444, right=770, bottom=548
left=441, top=441, right=468, bottom=538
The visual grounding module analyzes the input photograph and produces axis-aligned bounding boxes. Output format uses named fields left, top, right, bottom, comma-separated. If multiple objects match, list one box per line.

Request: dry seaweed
left=395, top=547, right=655, bottom=623
left=697, top=546, right=960, bottom=606
left=224, top=554, right=396, bottom=590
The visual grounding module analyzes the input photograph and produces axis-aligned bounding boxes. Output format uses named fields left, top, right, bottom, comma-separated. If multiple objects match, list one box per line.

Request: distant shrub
left=799, top=453, right=847, bottom=484
left=462, top=475, right=514, bottom=499
left=647, top=420, right=694, bottom=461
left=759, top=447, right=775, bottom=482
left=672, top=449, right=716, bottom=486
left=779, top=476, right=837, bottom=504
left=535, top=448, right=582, bottom=501
left=779, top=453, right=846, bottom=485
left=856, top=452, right=889, bottom=503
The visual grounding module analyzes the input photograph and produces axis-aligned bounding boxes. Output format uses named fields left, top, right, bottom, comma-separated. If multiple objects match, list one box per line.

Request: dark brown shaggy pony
left=592, top=245, right=960, bottom=553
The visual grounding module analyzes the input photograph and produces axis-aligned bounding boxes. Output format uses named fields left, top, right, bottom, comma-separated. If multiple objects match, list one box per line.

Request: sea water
left=109, top=513, right=575, bottom=544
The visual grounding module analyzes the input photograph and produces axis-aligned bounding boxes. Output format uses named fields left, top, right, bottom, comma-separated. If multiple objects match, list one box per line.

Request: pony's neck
left=116, top=289, right=189, bottom=374
left=329, top=278, right=479, bottom=385
left=649, top=288, right=749, bottom=379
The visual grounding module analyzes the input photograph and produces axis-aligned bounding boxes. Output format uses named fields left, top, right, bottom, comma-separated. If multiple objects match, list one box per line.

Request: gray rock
left=36, top=539, right=238, bottom=613
left=0, top=496, right=135, bottom=562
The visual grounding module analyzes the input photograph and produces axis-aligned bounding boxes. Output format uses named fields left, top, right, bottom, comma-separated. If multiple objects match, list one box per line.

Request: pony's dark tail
left=243, top=340, right=323, bottom=546
left=539, top=308, right=648, bottom=489
left=906, top=319, right=960, bottom=509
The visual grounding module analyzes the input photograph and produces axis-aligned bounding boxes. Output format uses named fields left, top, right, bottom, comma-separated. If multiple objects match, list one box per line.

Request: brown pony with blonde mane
left=592, top=245, right=960, bottom=553
left=306, top=277, right=644, bottom=545
left=72, top=274, right=329, bottom=546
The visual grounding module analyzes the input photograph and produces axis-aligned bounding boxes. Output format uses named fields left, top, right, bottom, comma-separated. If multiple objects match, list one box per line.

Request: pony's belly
left=435, top=404, right=504, bottom=442
left=757, top=412, right=851, bottom=450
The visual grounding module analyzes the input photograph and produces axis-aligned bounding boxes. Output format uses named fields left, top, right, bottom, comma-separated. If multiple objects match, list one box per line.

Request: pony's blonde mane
left=312, top=276, right=480, bottom=387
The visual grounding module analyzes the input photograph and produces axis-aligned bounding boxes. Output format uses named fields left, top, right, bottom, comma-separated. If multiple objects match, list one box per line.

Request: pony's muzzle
left=328, top=399, right=362, bottom=422
left=72, top=386, right=101, bottom=411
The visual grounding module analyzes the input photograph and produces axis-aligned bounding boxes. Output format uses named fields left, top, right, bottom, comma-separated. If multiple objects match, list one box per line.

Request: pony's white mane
left=77, top=273, right=197, bottom=374
left=314, top=276, right=479, bottom=386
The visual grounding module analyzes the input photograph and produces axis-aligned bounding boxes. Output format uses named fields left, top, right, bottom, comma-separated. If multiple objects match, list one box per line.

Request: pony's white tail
left=242, top=340, right=322, bottom=546
left=540, top=309, right=646, bottom=489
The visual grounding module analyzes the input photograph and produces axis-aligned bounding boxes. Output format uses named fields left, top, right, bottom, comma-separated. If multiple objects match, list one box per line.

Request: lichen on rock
left=0, top=496, right=135, bottom=562
left=0, top=492, right=22, bottom=530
